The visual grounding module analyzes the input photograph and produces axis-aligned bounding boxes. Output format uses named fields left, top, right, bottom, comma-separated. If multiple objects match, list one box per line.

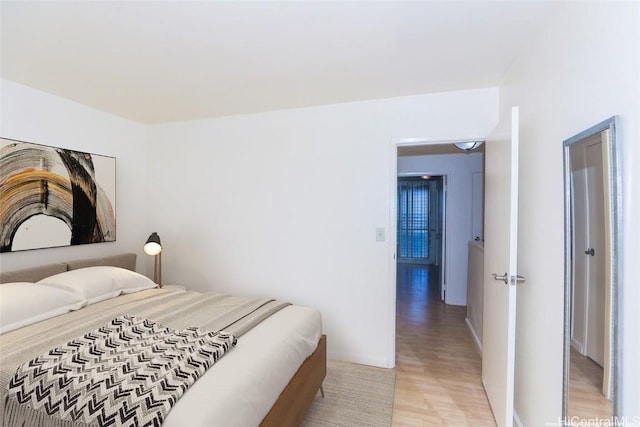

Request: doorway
left=397, top=175, right=445, bottom=298
left=387, top=139, right=485, bottom=369
left=394, top=143, right=484, bottom=306
left=391, top=140, right=489, bottom=422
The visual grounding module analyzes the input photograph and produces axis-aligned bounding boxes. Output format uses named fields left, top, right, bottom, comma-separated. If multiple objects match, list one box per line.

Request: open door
left=482, top=106, right=520, bottom=427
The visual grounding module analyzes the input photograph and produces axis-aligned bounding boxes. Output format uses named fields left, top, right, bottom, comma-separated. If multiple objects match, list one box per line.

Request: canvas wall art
left=0, top=138, right=116, bottom=252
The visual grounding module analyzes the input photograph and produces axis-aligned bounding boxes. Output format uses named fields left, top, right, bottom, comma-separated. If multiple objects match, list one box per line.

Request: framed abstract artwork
left=0, top=138, right=116, bottom=252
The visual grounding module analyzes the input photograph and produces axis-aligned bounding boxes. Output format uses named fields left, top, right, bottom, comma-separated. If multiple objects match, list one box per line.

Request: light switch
left=375, top=227, right=385, bottom=242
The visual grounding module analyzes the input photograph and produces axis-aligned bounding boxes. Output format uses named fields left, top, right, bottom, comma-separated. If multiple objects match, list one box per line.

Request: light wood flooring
left=568, top=347, right=612, bottom=422
left=391, top=264, right=496, bottom=426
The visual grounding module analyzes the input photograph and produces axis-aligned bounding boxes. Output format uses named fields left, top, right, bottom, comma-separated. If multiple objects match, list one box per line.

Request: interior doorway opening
left=394, top=142, right=484, bottom=305
left=397, top=175, right=446, bottom=299
left=391, top=140, right=490, bottom=421
left=387, top=138, right=486, bottom=369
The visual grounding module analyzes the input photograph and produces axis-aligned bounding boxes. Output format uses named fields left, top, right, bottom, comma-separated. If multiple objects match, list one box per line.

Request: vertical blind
left=397, top=179, right=430, bottom=260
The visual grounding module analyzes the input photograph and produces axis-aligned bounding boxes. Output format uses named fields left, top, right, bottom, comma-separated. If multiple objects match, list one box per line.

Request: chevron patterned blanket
left=6, top=315, right=236, bottom=427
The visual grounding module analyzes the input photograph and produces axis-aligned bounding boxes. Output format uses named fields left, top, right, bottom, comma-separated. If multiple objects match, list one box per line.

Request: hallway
left=391, top=264, right=496, bottom=426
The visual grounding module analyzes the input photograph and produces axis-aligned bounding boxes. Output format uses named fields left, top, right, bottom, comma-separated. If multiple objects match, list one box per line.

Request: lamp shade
left=143, top=232, right=162, bottom=256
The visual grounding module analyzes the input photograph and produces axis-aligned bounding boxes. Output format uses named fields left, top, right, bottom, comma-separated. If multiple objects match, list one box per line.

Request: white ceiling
left=1, top=1, right=557, bottom=124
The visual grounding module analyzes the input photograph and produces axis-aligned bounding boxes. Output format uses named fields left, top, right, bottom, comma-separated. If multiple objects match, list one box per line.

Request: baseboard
left=465, top=317, right=482, bottom=354
left=513, top=409, right=523, bottom=427
left=328, top=351, right=390, bottom=369
left=570, top=337, right=584, bottom=354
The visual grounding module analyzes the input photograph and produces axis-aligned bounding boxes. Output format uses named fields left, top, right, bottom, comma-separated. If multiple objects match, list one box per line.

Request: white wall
left=397, top=152, right=484, bottom=306
left=0, top=79, right=151, bottom=271
left=148, top=88, right=498, bottom=366
left=497, top=2, right=639, bottom=424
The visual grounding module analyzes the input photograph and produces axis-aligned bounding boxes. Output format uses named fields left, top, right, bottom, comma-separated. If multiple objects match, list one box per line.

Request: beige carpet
left=302, top=359, right=396, bottom=427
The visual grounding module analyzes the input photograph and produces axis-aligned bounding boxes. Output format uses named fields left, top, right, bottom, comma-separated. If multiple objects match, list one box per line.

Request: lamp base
left=153, top=252, right=162, bottom=287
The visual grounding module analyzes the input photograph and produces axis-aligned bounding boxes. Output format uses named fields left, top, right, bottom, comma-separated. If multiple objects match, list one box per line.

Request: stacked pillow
left=0, top=267, right=157, bottom=334
left=37, top=266, right=157, bottom=304
left=0, top=283, right=84, bottom=334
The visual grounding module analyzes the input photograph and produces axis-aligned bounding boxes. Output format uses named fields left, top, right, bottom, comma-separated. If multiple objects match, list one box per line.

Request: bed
left=0, top=253, right=326, bottom=426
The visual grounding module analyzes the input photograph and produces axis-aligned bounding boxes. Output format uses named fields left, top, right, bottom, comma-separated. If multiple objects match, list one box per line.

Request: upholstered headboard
left=0, top=253, right=137, bottom=284
left=66, top=253, right=136, bottom=272
left=0, top=263, right=67, bottom=284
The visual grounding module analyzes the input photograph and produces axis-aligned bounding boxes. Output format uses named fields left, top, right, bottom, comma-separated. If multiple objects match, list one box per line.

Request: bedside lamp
left=144, top=232, right=162, bottom=287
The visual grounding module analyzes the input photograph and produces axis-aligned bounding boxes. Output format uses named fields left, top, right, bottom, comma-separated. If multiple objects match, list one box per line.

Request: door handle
left=585, top=248, right=595, bottom=256
left=492, top=273, right=526, bottom=285
left=492, top=272, right=509, bottom=285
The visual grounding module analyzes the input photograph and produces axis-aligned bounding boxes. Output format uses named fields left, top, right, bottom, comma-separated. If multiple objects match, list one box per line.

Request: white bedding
left=163, top=304, right=322, bottom=426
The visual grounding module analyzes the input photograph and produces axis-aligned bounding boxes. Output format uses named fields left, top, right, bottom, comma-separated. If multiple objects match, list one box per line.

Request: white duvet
left=163, top=305, right=322, bottom=427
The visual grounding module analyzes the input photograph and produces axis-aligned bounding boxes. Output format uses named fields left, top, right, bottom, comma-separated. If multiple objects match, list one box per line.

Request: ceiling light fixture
left=454, top=141, right=484, bottom=152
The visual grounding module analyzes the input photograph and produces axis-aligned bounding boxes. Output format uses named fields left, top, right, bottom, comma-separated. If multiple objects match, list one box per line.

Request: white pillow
left=0, top=282, right=86, bottom=334
left=111, top=267, right=157, bottom=294
left=38, top=266, right=121, bottom=304
left=37, top=266, right=156, bottom=304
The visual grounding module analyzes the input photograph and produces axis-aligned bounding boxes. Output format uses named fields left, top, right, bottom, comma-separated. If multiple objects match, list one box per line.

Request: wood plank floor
left=391, top=264, right=496, bottom=426
left=568, top=347, right=612, bottom=422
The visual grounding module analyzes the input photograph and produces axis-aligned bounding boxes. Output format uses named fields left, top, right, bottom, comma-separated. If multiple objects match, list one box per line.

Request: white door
left=482, top=106, right=520, bottom=427
left=570, top=141, right=590, bottom=354
left=584, top=138, right=606, bottom=367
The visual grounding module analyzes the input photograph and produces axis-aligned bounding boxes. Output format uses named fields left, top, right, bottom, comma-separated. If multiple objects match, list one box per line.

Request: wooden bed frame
left=262, top=334, right=327, bottom=426
left=0, top=252, right=327, bottom=425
